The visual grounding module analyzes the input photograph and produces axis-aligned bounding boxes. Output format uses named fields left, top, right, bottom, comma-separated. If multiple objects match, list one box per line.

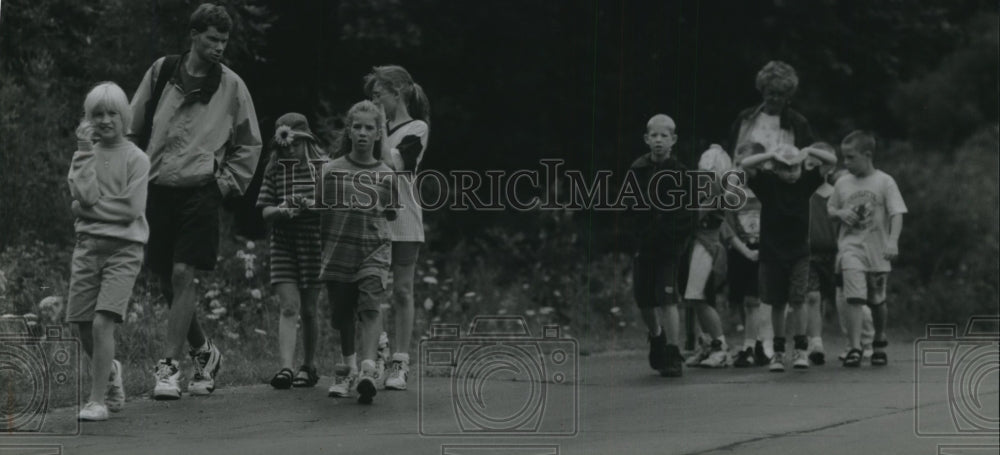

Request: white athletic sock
left=345, top=354, right=358, bottom=373
left=715, top=335, right=727, bottom=349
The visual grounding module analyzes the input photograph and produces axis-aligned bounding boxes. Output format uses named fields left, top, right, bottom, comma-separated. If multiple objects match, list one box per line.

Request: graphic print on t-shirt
left=844, top=190, right=877, bottom=231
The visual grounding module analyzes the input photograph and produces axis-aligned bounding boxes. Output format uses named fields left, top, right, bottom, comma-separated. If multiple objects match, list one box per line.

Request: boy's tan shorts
left=67, top=233, right=144, bottom=323
left=840, top=269, right=888, bottom=305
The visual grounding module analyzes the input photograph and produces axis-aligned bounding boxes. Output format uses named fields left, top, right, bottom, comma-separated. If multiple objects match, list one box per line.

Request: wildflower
left=423, top=276, right=439, bottom=285
left=254, top=328, right=267, bottom=336
left=210, top=299, right=222, bottom=309
left=553, top=290, right=562, bottom=298
left=525, top=309, right=536, bottom=317
left=212, top=307, right=227, bottom=316
left=274, top=125, right=294, bottom=147
left=226, top=331, right=240, bottom=340
left=423, top=298, right=434, bottom=311
left=463, top=291, right=476, bottom=299
left=249, top=289, right=262, bottom=300
left=246, top=240, right=256, bottom=250
left=245, top=270, right=254, bottom=279
left=618, top=321, right=627, bottom=327
left=498, top=308, right=508, bottom=315
left=610, top=306, right=621, bottom=315
left=539, top=306, right=554, bottom=315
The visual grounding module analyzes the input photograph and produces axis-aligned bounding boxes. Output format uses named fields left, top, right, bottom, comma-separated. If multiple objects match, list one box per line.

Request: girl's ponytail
left=408, top=82, right=431, bottom=126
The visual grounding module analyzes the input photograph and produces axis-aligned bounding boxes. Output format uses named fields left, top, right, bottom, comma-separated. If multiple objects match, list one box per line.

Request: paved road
left=4, top=339, right=998, bottom=455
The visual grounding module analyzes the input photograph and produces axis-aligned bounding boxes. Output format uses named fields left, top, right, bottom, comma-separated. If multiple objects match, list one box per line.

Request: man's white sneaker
left=356, top=360, right=378, bottom=404
left=792, top=349, right=810, bottom=369
left=384, top=354, right=410, bottom=390
left=327, top=365, right=357, bottom=398
left=105, top=359, right=125, bottom=412
left=153, top=358, right=181, bottom=400
left=79, top=401, right=109, bottom=421
left=188, top=340, right=222, bottom=396
left=769, top=351, right=786, bottom=372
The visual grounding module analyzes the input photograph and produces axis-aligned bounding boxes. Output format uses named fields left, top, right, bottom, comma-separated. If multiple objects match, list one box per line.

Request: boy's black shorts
left=727, top=248, right=759, bottom=305
left=759, top=256, right=809, bottom=306
left=808, top=253, right=836, bottom=298
left=145, top=182, right=221, bottom=277
left=633, top=252, right=680, bottom=308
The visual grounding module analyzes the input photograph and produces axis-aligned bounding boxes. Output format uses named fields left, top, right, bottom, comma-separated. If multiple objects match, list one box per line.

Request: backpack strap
left=136, top=54, right=180, bottom=150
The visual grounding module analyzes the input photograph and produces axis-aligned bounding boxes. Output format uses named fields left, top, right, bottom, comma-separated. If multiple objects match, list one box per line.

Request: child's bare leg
left=391, top=261, right=416, bottom=357
left=275, top=283, right=301, bottom=370
left=357, top=310, right=382, bottom=362
left=844, top=299, right=866, bottom=350
left=869, top=302, right=888, bottom=344
left=74, top=322, right=94, bottom=357
left=861, top=305, right=875, bottom=347
left=88, top=312, right=116, bottom=404
left=299, top=287, right=321, bottom=367
left=806, top=291, right=823, bottom=339
left=770, top=302, right=787, bottom=341
left=639, top=307, right=660, bottom=336
left=743, top=297, right=760, bottom=347
left=696, top=302, right=724, bottom=340
left=662, top=304, right=680, bottom=346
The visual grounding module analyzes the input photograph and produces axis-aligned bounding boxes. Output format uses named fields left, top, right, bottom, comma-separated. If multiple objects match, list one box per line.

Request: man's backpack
left=135, top=55, right=180, bottom=151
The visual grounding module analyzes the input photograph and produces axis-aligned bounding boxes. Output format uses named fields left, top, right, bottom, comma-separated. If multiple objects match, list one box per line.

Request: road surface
left=4, top=339, right=998, bottom=455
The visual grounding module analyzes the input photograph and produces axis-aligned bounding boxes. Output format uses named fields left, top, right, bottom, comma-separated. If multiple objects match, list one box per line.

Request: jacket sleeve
left=67, top=142, right=100, bottom=206
left=72, top=152, right=149, bottom=223
left=217, top=77, right=263, bottom=197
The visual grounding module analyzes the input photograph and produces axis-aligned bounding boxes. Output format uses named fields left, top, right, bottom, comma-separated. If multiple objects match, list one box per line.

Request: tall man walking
left=129, top=3, right=262, bottom=399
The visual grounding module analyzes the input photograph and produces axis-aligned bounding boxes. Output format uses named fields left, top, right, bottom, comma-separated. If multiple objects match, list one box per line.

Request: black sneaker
left=648, top=329, right=669, bottom=371
left=660, top=344, right=683, bottom=377
left=734, top=347, right=754, bottom=368
left=753, top=340, right=769, bottom=366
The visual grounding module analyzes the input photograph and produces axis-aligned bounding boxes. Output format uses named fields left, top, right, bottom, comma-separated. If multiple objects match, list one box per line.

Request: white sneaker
left=327, top=365, right=356, bottom=398
left=862, top=343, right=874, bottom=360
left=105, top=359, right=125, bottom=412
left=769, top=351, right=786, bottom=372
left=188, top=340, right=222, bottom=396
left=153, top=359, right=181, bottom=400
left=79, top=401, right=109, bottom=421
left=698, top=340, right=730, bottom=368
left=792, top=349, right=810, bottom=369
left=384, top=354, right=410, bottom=390
left=356, top=360, right=378, bottom=404
left=685, top=337, right=711, bottom=367
left=375, top=332, right=390, bottom=388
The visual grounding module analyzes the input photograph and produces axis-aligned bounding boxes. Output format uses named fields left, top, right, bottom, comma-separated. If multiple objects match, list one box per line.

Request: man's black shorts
left=146, top=183, right=221, bottom=276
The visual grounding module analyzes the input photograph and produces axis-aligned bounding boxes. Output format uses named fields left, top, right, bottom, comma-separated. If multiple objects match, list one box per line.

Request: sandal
left=842, top=348, right=862, bottom=368
left=871, top=339, right=889, bottom=366
left=292, top=365, right=319, bottom=388
left=270, top=368, right=294, bottom=389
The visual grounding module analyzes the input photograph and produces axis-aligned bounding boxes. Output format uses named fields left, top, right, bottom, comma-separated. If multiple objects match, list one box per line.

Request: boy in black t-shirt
left=738, top=143, right=836, bottom=372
